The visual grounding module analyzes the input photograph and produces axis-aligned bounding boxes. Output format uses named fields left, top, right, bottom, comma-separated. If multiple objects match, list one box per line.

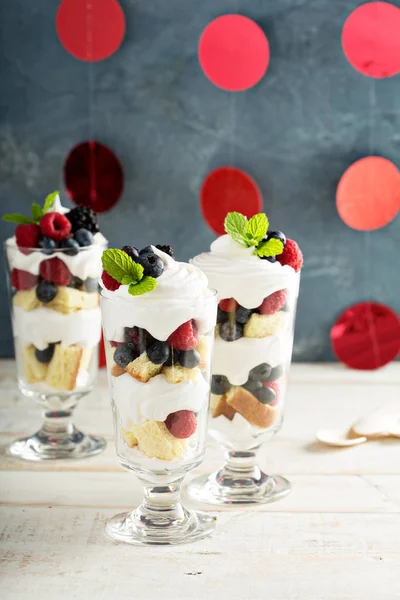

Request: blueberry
left=85, top=277, right=99, bottom=293
left=137, top=251, right=164, bottom=278
left=217, top=307, right=229, bottom=324
left=266, top=230, right=286, bottom=246
left=219, top=321, right=243, bottom=342
left=38, top=237, right=56, bottom=255
left=74, top=228, right=94, bottom=247
left=249, top=363, right=272, bottom=381
left=146, top=341, right=170, bottom=365
left=114, top=344, right=138, bottom=368
left=164, top=348, right=179, bottom=366
left=236, top=307, right=252, bottom=324
left=263, top=364, right=284, bottom=382
left=281, top=302, right=290, bottom=313
left=69, top=276, right=84, bottom=289
left=254, top=385, right=276, bottom=405
left=211, top=374, right=231, bottom=395
left=242, top=378, right=262, bottom=393
left=261, top=255, right=276, bottom=263
left=122, top=245, right=139, bottom=260
left=178, top=349, right=200, bottom=369
left=59, top=237, right=80, bottom=256
left=36, top=280, right=57, bottom=303
left=139, top=246, right=154, bottom=255
left=35, top=344, right=55, bottom=363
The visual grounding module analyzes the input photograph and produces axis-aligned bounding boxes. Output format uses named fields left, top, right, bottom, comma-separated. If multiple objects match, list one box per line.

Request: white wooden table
left=1, top=360, right=399, bottom=600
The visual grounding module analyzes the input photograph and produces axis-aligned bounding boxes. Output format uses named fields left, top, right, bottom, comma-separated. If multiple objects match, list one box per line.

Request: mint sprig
left=102, top=248, right=157, bottom=297
left=2, top=190, right=59, bottom=225
left=224, top=211, right=283, bottom=259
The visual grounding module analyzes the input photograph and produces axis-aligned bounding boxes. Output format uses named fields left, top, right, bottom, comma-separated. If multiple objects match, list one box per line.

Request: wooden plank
left=0, top=507, right=400, bottom=600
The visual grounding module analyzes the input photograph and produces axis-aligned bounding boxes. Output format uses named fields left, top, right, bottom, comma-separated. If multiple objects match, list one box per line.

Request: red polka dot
left=342, top=1, right=400, bottom=78
left=336, top=157, right=400, bottom=231
left=64, top=141, right=124, bottom=213
left=200, top=167, right=263, bottom=235
left=331, top=302, right=400, bottom=370
left=56, top=0, right=125, bottom=62
left=198, top=14, right=270, bottom=91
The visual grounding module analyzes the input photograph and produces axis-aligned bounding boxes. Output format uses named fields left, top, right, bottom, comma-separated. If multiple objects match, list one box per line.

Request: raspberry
left=102, top=270, right=120, bottom=291
left=262, top=381, right=280, bottom=406
left=277, top=239, right=303, bottom=272
left=258, top=289, right=288, bottom=315
left=167, top=320, right=199, bottom=351
left=219, top=298, right=239, bottom=313
left=40, top=257, right=71, bottom=286
left=10, top=269, right=38, bottom=291
left=40, top=212, right=71, bottom=241
left=165, top=410, right=197, bottom=439
left=15, top=224, right=40, bottom=253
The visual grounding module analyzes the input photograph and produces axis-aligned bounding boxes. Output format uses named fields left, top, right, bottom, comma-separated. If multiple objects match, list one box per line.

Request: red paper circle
left=336, top=156, right=400, bottom=231
left=342, top=1, right=400, bottom=78
left=198, top=14, right=270, bottom=91
left=331, top=302, right=400, bottom=370
left=64, top=141, right=124, bottom=213
left=200, top=166, right=263, bottom=235
left=56, top=0, right=125, bottom=62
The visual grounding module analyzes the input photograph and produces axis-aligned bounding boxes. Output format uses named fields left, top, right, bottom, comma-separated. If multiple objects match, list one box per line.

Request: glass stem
left=215, top=450, right=269, bottom=494
left=37, top=410, right=79, bottom=445
left=133, top=476, right=187, bottom=531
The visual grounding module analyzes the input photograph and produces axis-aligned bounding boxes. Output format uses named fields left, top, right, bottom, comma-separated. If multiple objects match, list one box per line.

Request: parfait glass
left=187, top=274, right=300, bottom=505
left=101, top=291, right=217, bottom=545
left=5, top=241, right=106, bottom=461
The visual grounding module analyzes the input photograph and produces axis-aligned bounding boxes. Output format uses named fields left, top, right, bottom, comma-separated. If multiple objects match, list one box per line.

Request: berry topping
left=40, top=257, right=71, bottom=286
left=59, top=237, right=80, bottom=256
left=155, top=244, right=175, bottom=258
left=219, top=298, right=239, bottom=313
left=277, top=239, right=303, bottom=272
left=168, top=320, right=199, bottom=351
left=38, top=237, right=57, bottom=255
left=262, top=381, right=280, bottom=406
left=219, top=321, right=243, bottom=342
left=15, top=223, right=40, bottom=251
left=146, top=341, right=170, bottom=365
left=211, top=374, right=231, bottom=395
left=10, top=269, right=38, bottom=291
left=258, top=289, right=288, bottom=315
left=265, top=230, right=286, bottom=246
left=69, top=275, right=84, bottom=289
left=40, top=212, right=71, bottom=241
left=217, top=307, right=229, bottom=324
left=66, top=206, right=99, bottom=234
left=35, top=344, right=55, bottom=364
left=263, top=364, right=284, bottom=382
left=165, top=410, right=197, bottom=439
left=102, top=270, right=121, bottom=291
left=84, top=277, right=99, bottom=293
left=124, top=327, right=153, bottom=352
left=236, top=307, right=253, bottom=324
left=114, top=344, right=138, bottom=368
left=254, top=385, right=276, bottom=405
left=249, top=363, right=272, bottom=381
left=139, top=246, right=153, bottom=255
left=137, top=250, right=164, bottom=278
left=178, top=349, right=200, bottom=369
left=36, top=280, right=57, bottom=303
left=74, top=228, right=94, bottom=247
left=122, top=245, right=139, bottom=260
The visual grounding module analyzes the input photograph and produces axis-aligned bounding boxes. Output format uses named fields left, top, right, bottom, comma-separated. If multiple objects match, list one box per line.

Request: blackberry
left=66, top=206, right=99, bottom=234
left=155, top=245, right=175, bottom=259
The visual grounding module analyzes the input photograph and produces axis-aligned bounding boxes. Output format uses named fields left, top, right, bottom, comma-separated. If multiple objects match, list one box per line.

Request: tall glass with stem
left=5, top=240, right=107, bottom=460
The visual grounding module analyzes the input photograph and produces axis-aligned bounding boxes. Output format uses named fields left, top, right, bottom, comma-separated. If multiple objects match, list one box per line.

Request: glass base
left=187, top=470, right=291, bottom=506
left=8, top=427, right=106, bottom=461
left=106, top=508, right=215, bottom=546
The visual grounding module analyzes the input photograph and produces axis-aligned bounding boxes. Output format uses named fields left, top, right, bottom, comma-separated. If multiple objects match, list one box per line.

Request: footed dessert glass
left=5, top=241, right=106, bottom=461
left=189, top=229, right=301, bottom=505
left=101, top=286, right=217, bottom=546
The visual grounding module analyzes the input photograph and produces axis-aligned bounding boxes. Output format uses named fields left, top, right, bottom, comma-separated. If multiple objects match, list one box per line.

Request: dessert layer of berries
left=112, top=321, right=201, bottom=371
left=211, top=362, right=284, bottom=406
left=165, top=410, right=197, bottom=439
left=11, top=261, right=99, bottom=296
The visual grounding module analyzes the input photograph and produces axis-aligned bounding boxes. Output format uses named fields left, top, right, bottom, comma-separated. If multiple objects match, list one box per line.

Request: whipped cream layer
left=101, top=247, right=217, bottom=342
left=213, top=334, right=292, bottom=386
left=112, top=372, right=209, bottom=427
left=209, top=413, right=279, bottom=450
left=191, top=235, right=299, bottom=309
left=13, top=306, right=102, bottom=350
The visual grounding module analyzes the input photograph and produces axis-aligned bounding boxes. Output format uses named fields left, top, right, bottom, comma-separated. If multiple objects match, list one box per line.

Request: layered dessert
left=4, top=192, right=106, bottom=396
left=100, top=244, right=217, bottom=470
left=192, top=211, right=303, bottom=450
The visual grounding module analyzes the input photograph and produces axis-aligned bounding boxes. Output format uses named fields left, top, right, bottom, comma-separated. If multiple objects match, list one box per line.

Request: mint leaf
left=2, top=213, right=36, bottom=224
left=128, top=276, right=157, bottom=296
left=224, top=212, right=248, bottom=246
left=31, top=203, right=44, bottom=223
left=246, top=214, right=268, bottom=244
left=255, top=238, right=284, bottom=258
left=102, top=248, right=144, bottom=284
left=43, top=191, right=59, bottom=214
